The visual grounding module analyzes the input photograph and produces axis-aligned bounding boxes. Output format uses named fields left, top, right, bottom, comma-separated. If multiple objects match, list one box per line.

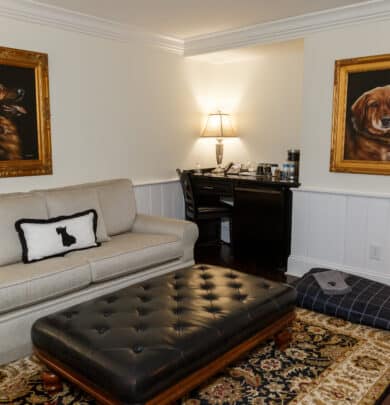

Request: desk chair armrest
left=132, top=214, right=199, bottom=262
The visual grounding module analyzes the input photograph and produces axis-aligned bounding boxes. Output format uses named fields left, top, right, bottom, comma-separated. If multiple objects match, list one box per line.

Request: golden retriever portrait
left=346, top=85, right=390, bottom=161
left=0, top=83, right=27, bottom=160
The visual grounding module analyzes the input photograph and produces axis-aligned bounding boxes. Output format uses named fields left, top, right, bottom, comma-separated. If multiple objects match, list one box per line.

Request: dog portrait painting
left=331, top=54, right=390, bottom=175
left=0, top=46, right=52, bottom=177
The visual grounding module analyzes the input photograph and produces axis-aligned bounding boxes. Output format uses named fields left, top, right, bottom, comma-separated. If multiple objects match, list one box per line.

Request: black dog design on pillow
left=56, top=226, right=77, bottom=247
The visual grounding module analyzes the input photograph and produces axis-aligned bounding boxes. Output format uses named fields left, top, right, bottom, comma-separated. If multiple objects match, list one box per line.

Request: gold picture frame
left=0, top=46, right=52, bottom=177
left=330, top=53, right=390, bottom=175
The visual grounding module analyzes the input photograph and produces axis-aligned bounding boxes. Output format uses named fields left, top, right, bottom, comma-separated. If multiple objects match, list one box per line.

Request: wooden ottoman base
left=36, top=310, right=295, bottom=405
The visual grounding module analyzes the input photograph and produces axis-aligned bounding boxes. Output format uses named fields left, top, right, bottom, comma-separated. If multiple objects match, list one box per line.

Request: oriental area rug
left=0, top=308, right=389, bottom=405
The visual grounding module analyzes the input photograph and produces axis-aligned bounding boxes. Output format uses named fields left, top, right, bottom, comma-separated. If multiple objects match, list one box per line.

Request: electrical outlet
left=369, top=244, right=382, bottom=261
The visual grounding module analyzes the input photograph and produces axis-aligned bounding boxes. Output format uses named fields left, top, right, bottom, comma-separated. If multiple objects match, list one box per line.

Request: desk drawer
left=193, top=178, right=233, bottom=196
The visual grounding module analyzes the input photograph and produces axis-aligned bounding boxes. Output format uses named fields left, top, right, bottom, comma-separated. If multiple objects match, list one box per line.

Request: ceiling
left=36, top=0, right=368, bottom=39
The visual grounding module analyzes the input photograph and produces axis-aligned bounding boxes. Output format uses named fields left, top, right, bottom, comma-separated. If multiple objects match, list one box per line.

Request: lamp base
left=212, top=165, right=225, bottom=174
left=214, top=138, right=224, bottom=173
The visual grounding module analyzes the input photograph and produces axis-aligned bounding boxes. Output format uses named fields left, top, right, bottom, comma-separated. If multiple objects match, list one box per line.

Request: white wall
left=300, top=20, right=390, bottom=192
left=0, top=15, right=199, bottom=193
left=289, top=19, right=390, bottom=284
left=0, top=16, right=304, bottom=193
left=185, top=40, right=304, bottom=168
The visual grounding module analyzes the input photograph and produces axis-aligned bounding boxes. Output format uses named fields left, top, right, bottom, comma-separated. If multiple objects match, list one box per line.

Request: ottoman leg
left=275, top=326, right=292, bottom=351
left=42, top=370, right=63, bottom=394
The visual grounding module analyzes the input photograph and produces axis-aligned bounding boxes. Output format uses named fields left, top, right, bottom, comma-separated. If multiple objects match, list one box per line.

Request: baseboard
left=288, top=255, right=390, bottom=285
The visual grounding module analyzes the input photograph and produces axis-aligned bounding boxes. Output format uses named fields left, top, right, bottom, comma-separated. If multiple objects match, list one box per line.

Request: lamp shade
left=201, top=111, right=236, bottom=138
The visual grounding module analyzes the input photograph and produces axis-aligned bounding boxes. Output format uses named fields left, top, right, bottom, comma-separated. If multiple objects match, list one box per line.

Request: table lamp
left=201, top=110, right=236, bottom=173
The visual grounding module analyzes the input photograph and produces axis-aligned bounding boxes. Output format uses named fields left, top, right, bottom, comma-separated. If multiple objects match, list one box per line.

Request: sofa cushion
left=0, top=256, right=91, bottom=314
left=0, top=193, right=48, bottom=266
left=41, top=188, right=109, bottom=243
left=94, top=179, right=137, bottom=236
left=36, top=179, right=137, bottom=237
left=69, top=232, right=182, bottom=282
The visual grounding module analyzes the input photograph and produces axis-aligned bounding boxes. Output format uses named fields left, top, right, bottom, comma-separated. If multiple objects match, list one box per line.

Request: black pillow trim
left=15, top=209, right=101, bottom=264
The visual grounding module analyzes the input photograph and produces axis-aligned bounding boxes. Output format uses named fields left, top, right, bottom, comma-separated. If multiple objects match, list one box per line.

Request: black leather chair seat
left=32, top=264, right=296, bottom=404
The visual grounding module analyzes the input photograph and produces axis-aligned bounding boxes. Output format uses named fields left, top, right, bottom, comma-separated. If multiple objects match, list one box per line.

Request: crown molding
left=0, top=0, right=184, bottom=54
left=2, top=0, right=389, bottom=57
left=184, top=0, right=390, bottom=56
left=143, top=33, right=184, bottom=55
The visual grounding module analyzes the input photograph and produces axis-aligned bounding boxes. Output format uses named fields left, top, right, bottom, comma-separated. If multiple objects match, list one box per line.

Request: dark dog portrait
left=0, top=64, right=38, bottom=161
left=344, top=70, right=390, bottom=162
left=0, top=83, right=26, bottom=160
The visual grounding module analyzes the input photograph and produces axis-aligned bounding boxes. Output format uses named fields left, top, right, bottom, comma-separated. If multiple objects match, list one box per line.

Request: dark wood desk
left=190, top=172, right=299, bottom=271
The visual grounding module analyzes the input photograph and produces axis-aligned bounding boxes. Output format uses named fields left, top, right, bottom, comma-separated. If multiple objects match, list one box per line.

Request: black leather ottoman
left=32, top=264, right=296, bottom=404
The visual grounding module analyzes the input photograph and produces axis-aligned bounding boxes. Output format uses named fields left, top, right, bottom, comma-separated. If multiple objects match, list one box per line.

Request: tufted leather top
left=32, top=264, right=296, bottom=404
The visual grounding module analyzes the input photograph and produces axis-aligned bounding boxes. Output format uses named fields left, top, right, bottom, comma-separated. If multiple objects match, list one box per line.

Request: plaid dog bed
left=294, top=268, right=390, bottom=330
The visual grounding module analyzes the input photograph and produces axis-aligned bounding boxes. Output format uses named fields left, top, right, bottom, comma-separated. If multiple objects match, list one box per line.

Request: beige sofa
left=0, top=178, right=198, bottom=364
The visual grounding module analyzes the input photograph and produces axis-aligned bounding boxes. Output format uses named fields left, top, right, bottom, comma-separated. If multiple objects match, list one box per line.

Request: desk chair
left=176, top=169, right=232, bottom=245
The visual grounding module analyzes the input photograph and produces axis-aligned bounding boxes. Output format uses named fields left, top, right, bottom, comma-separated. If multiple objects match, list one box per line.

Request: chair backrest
left=176, top=169, right=196, bottom=219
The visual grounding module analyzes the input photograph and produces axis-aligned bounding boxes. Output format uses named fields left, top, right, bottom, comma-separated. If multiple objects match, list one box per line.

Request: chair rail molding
left=0, top=0, right=184, bottom=54
left=293, top=186, right=390, bottom=199
left=184, top=0, right=390, bottom=56
left=288, top=188, right=390, bottom=285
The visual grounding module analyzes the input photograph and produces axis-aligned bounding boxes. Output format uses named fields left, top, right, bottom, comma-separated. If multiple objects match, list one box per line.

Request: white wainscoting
left=288, top=188, right=390, bottom=285
left=133, top=179, right=184, bottom=219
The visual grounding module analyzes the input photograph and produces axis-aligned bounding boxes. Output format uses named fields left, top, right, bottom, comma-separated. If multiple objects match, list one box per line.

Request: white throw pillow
left=15, top=210, right=100, bottom=263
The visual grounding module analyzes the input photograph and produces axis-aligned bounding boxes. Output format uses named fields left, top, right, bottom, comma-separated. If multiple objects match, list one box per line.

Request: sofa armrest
left=132, top=214, right=198, bottom=262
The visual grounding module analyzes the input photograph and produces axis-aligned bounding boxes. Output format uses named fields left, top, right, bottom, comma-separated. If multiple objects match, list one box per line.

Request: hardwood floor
left=195, top=242, right=390, bottom=405
left=195, top=242, right=297, bottom=284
